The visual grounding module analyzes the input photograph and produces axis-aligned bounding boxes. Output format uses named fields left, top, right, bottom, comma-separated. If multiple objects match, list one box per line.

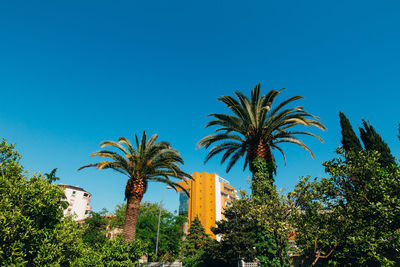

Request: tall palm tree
left=198, top=84, right=325, bottom=191
left=79, top=132, right=192, bottom=242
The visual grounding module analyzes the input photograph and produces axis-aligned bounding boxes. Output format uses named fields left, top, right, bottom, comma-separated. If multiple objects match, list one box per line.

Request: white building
left=60, top=184, right=92, bottom=221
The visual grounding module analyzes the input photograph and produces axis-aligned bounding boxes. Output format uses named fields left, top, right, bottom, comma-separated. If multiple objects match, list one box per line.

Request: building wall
left=61, top=185, right=92, bottom=221
left=220, top=182, right=236, bottom=220
left=178, top=172, right=237, bottom=239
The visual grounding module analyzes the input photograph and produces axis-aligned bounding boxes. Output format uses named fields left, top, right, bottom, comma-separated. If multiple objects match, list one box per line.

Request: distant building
left=177, top=172, right=238, bottom=239
left=59, top=184, right=92, bottom=221
left=104, top=215, right=123, bottom=240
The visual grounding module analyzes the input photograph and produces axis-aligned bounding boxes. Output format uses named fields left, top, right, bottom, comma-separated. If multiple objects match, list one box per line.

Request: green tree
left=292, top=148, right=400, bottom=266
left=82, top=209, right=109, bottom=247
left=181, top=216, right=211, bottom=265
left=204, top=195, right=260, bottom=266
left=0, top=139, right=149, bottom=265
left=240, top=160, right=291, bottom=267
left=111, top=203, right=127, bottom=228
left=135, top=202, right=185, bottom=261
left=186, top=217, right=210, bottom=251
left=110, top=201, right=186, bottom=261
left=339, top=111, right=362, bottom=153
left=291, top=176, right=340, bottom=266
left=79, top=131, right=192, bottom=241
left=0, top=138, right=23, bottom=176
left=359, top=120, right=396, bottom=167
left=251, top=188, right=293, bottom=267
left=198, top=84, right=325, bottom=196
left=0, top=139, right=84, bottom=265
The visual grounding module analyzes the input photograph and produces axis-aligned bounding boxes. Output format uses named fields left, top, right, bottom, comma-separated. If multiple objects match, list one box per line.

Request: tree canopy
left=292, top=148, right=400, bottom=265
left=339, top=111, right=362, bottom=153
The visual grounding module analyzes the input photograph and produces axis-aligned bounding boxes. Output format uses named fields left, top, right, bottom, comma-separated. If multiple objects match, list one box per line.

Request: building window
left=178, top=192, right=189, bottom=216
left=72, top=191, right=76, bottom=195
left=83, top=193, right=89, bottom=197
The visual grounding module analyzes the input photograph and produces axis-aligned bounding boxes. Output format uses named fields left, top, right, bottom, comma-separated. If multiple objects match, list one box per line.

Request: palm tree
left=79, top=131, right=192, bottom=242
left=44, top=168, right=60, bottom=184
left=198, top=84, right=325, bottom=193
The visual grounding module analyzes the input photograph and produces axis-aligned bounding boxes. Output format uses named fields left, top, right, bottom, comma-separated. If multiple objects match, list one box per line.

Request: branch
left=311, top=241, right=337, bottom=266
left=319, top=242, right=337, bottom=259
left=313, top=235, right=318, bottom=254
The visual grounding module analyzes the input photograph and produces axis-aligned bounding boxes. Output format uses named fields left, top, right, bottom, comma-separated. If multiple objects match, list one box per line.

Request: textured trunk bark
left=248, top=139, right=273, bottom=172
left=123, top=177, right=146, bottom=242
left=123, top=195, right=142, bottom=242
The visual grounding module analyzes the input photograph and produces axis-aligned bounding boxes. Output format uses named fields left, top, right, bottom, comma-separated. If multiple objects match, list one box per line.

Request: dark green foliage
left=82, top=209, right=109, bottom=247
left=359, top=120, right=396, bottom=167
left=181, top=217, right=212, bottom=266
left=254, top=226, right=282, bottom=267
left=293, top=148, right=400, bottom=265
left=339, top=114, right=395, bottom=168
left=250, top=157, right=276, bottom=199
left=184, top=217, right=210, bottom=254
left=206, top=198, right=259, bottom=266
left=249, top=159, right=290, bottom=266
left=111, top=203, right=127, bottom=228
left=110, top=201, right=186, bottom=262
left=339, top=111, right=362, bottom=153
left=136, top=202, right=186, bottom=262
left=291, top=176, right=341, bottom=266
left=201, top=191, right=288, bottom=267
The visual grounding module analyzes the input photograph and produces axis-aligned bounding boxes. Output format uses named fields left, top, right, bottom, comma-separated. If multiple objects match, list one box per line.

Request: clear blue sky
left=1, top=0, right=399, bottom=213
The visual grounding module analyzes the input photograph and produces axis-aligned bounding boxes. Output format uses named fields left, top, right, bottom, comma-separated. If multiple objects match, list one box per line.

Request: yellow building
left=177, top=172, right=237, bottom=239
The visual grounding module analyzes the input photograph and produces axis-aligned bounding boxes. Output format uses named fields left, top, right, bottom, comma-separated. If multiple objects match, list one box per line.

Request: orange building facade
left=177, top=172, right=237, bottom=239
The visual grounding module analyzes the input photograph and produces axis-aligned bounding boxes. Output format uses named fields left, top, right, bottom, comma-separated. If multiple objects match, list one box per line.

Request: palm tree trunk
left=250, top=157, right=275, bottom=199
left=249, top=141, right=276, bottom=198
left=123, top=195, right=142, bottom=241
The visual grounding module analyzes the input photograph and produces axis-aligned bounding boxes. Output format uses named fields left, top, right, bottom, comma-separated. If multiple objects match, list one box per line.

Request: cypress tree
left=339, top=112, right=362, bottom=153
left=359, top=120, right=395, bottom=167
left=184, top=217, right=210, bottom=253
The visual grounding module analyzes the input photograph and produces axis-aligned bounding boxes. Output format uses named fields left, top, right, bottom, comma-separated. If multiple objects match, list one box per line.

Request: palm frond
left=270, top=144, right=287, bottom=165
left=198, top=84, right=325, bottom=172
left=118, top=137, right=135, bottom=154
left=100, top=141, right=129, bottom=155
left=80, top=131, right=192, bottom=199
left=274, top=137, right=315, bottom=159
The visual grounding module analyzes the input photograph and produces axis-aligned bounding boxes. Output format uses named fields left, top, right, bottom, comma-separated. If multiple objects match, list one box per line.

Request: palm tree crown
left=79, top=131, right=191, bottom=241
left=198, top=84, right=326, bottom=173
